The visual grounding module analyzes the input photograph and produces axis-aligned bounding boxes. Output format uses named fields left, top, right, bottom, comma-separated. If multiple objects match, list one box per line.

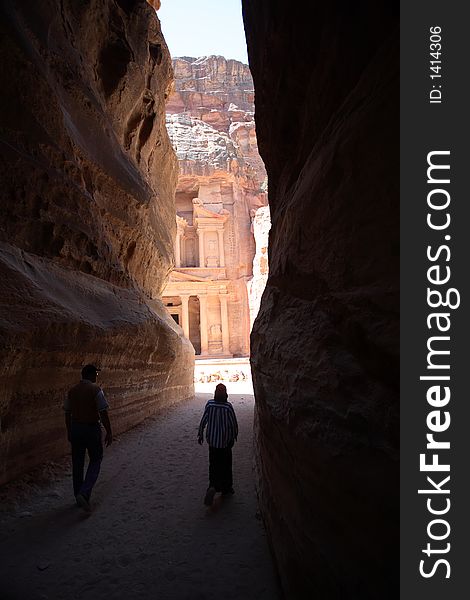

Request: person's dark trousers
left=71, top=422, right=103, bottom=500
left=208, top=445, right=233, bottom=493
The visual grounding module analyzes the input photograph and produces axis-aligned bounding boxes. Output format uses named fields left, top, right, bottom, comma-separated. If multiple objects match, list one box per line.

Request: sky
left=158, top=0, right=248, bottom=64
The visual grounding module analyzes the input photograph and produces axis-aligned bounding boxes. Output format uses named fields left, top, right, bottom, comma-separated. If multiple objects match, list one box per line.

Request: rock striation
left=166, top=56, right=266, bottom=218
left=0, top=0, right=193, bottom=485
left=243, top=1, right=399, bottom=598
left=167, top=57, right=255, bottom=127
left=164, top=56, right=268, bottom=357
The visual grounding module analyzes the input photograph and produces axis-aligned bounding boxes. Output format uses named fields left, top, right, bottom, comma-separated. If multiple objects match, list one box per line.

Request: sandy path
left=0, top=393, right=281, bottom=600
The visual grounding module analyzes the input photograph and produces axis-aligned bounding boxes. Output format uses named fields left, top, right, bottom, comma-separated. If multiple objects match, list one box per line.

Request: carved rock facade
left=164, top=56, right=268, bottom=357
left=0, top=0, right=193, bottom=485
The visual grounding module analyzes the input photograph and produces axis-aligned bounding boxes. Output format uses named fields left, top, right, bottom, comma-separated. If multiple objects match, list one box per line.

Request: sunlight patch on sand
left=194, top=357, right=254, bottom=395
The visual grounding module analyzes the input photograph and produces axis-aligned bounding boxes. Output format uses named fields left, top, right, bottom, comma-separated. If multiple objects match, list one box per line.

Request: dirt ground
left=0, top=393, right=281, bottom=600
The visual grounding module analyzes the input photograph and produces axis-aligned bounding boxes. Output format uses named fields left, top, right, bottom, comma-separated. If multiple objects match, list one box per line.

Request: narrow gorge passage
left=0, top=394, right=280, bottom=600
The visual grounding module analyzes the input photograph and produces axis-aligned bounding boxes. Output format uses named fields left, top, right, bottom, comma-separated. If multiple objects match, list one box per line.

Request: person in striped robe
left=198, top=383, right=239, bottom=506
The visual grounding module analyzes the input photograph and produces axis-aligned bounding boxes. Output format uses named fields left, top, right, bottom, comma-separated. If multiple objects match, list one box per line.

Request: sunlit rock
left=0, top=0, right=193, bottom=485
left=164, top=56, right=268, bottom=358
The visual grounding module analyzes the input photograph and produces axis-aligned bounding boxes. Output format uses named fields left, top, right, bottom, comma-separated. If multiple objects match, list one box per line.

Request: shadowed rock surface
left=243, top=1, right=399, bottom=598
left=0, top=0, right=193, bottom=485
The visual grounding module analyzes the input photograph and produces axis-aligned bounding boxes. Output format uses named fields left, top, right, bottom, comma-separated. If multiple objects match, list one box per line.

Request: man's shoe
left=204, top=487, right=216, bottom=506
left=76, top=494, right=91, bottom=512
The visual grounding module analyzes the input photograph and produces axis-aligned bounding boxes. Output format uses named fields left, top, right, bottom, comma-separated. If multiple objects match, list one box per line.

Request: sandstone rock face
left=147, top=0, right=161, bottom=11
left=0, top=0, right=193, bottom=485
left=247, top=206, right=271, bottom=329
left=243, top=2, right=399, bottom=598
left=167, top=56, right=266, bottom=216
left=167, top=57, right=255, bottom=128
left=164, top=56, right=267, bottom=357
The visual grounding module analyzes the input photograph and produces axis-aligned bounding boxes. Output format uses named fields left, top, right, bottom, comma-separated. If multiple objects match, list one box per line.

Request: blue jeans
left=71, top=423, right=103, bottom=500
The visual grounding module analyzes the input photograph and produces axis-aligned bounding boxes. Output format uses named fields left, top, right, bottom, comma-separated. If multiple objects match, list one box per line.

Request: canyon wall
left=243, top=2, right=399, bottom=598
left=164, top=56, right=268, bottom=356
left=0, top=0, right=193, bottom=485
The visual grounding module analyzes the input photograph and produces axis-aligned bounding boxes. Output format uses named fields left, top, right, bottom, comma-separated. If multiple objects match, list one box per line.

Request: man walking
left=64, top=364, right=113, bottom=512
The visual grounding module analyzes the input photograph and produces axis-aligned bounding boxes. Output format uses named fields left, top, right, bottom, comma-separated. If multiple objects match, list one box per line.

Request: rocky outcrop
left=247, top=206, right=271, bottom=329
left=165, top=56, right=267, bottom=357
left=147, top=0, right=161, bottom=10
left=0, top=0, right=193, bottom=485
left=243, top=2, right=399, bottom=598
left=166, top=56, right=266, bottom=215
left=167, top=57, right=255, bottom=128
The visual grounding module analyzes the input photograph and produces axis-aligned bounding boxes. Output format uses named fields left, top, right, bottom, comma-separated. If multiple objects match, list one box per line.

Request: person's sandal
left=204, top=487, right=216, bottom=506
left=76, top=494, right=91, bottom=512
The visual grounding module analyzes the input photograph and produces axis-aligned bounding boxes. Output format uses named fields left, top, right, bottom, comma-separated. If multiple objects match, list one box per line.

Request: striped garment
left=198, top=400, right=239, bottom=448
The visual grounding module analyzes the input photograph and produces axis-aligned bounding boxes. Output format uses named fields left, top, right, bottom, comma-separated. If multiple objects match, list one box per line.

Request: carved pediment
left=193, top=204, right=229, bottom=222
left=169, top=270, right=209, bottom=282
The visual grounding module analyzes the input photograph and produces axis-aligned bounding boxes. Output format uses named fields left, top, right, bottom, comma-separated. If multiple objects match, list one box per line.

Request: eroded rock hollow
left=0, top=0, right=193, bottom=485
left=243, top=2, right=399, bottom=598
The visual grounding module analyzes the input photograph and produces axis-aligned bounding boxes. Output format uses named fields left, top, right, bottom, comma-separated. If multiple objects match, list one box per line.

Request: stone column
left=198, top=295, right=209, bottom=355
left=180, top=295, right=190, bottom=339
left=217, top=229, right=225, bottom=268
left=175, top=232, right=182, bottom=268
left=219, top=292, right=230, bottom=355
left=197, top=230, right=205, bottom=267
